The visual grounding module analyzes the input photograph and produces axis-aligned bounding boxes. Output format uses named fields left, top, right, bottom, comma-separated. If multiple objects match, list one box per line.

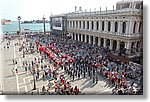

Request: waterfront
left=1, top=21, right=50, bottom=34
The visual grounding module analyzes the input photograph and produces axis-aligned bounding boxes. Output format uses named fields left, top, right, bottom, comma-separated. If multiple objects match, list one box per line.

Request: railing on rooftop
left=66, top=9, right=142, bottom=17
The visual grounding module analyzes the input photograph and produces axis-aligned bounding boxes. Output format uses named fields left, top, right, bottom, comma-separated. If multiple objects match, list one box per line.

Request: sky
left=0, top=0, right=131, bottom=21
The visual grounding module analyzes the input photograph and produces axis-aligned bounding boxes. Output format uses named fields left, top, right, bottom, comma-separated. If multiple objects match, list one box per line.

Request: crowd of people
left=32, top=35, right=143, bottom=95
left=7, top=34, right=143, bottom=95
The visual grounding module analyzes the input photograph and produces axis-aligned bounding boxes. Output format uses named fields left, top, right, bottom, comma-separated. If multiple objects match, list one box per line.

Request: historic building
left=66, top=0, right=143, bottom=56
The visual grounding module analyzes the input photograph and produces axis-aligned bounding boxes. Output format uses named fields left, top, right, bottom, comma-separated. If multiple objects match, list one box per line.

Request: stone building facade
left=66, top=0, right=143, bottom=56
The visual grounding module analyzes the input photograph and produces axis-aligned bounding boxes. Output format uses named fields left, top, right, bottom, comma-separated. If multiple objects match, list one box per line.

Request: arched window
left=115, top=21, right=118, bottom=32
left=83, top=21, right=85, bottom=29
left=91, top=21, right=94, bottom=30
left=87, top=21, right=89, bottom=29
left=96, top=21, right=99, bottom=30
left=79, top=21, right=81, bottom=28
left=102, top=21, right=104, bottom=31
left=122, top=22, right=126, bottom=33
left=108, top=21, right=111, bottom=31
left=76, top=21, right=78, bottom=28
left=133, top=22, right=136, bottom=33
left=139, top=21, right=142, bottom=33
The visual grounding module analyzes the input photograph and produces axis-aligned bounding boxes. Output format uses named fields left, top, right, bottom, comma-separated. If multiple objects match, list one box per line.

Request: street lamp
left=42, top=15, right=46, bottom=35
left=17, top=16, right=21, bottom=35
left=17, top=16, right=21, bottom=44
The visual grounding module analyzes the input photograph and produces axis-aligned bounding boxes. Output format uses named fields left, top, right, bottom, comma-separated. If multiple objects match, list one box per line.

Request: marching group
left=10, top=34, right=143, bottom=95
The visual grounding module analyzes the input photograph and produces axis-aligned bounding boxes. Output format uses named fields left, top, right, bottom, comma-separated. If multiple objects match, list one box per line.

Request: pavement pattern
left=1, top=38, right=114, bottom=95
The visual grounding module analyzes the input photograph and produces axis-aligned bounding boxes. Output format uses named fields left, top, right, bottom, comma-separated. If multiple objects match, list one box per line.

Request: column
left=75, top=20, right=76, bottom=29
left=104, top=21, right=108, bottom=32
left=78, top=21, right=80, bottom=29
left=125, top=21, right=129, bottom=35
left=89, top=35, right=91, bottom=44
left=89, top=21, right=92, bottom=30
left=117, top=21, right=121, bottom=33
left=103, top=38, right=106, bottom=48
left=109, top=39, right=113, bottom=50
left=74, top=33, right=76, bottom=40
left=125, top=42, right=132, bottom=54
left=78, top=34, right=80, bottom=41
left=68, top=21, right=70, bottom=28
left=93, top=36, right=95, bottom=45
left=85, top=20, right=87, bottom=30
left=128, top=21, right=134, bottom=35
left=81, top=34, right=83, bottom=42
left=116, top=40, right=120, bottom=51
left=110, top=20, right=114, bottom=33
left=94, top=20, right=97, bottom=31
left=136, top=21, right=140, bottom=33
left=99, top=20, right=102, bottom=31
left=98, top=37, right=101, bottom=46
left=81, top=21, right=83, bottom=29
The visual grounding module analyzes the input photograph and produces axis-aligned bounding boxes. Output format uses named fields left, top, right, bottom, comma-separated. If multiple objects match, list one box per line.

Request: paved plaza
left=1, top=38, right=114, bottom=95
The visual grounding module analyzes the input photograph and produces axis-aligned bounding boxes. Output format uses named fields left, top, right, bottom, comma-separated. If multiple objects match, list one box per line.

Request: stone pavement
left=1, top=38, right=114, bottom=95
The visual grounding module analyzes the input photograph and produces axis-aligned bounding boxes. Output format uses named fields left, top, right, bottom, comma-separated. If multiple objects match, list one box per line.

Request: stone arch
left=101, top=38, right=104, bottom=47
left=95, top=37, right=98, bottom=45
left=133, top=21, right=136, bottom=33
left=102, top=21, right=104, bottom=31
left=91, top=36, right=93, bottom=44
left=119, top=42, right=125, bottom=55
left=87, top=21, right=89, bottom=29
left=139, top=21, right=142, bottom=33
left=108, top=21, right=111, bottom=31
left=96, top=21, right=99, bottom=30
left=76, top=33, right=78, bottom=41
left=115, top=21, right=118, bottom=32
left=91, top=21, right=94, bottom=30
left=83, top=34, right=85, bottom=42
left=79, top=21, right=81, bottom=28
left=79, top=34, right=81, bottom=41
left=113, top=40, right=117, bottom=51
left=122, top=22, right=126, bottom=33
left=106, top=39, right=110, bottom=47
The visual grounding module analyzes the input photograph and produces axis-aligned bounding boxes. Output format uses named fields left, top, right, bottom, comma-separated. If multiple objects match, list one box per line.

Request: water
left=1, top=21, right=50, bottom=34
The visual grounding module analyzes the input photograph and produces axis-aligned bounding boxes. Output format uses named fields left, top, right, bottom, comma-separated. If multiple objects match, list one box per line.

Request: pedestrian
left=15, top=68, right=18, bottom=74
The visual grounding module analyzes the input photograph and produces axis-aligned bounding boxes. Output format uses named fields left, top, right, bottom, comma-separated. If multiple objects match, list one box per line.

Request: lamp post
left=17, top=16, right=21, bottom=35
left=17, top=16, right=21, bottom=44
left=42, top=15, right=46, bottom=35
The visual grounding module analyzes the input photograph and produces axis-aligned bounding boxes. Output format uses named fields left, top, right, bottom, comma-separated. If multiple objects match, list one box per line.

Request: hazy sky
left=0, top=0, right=126, bottom=21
